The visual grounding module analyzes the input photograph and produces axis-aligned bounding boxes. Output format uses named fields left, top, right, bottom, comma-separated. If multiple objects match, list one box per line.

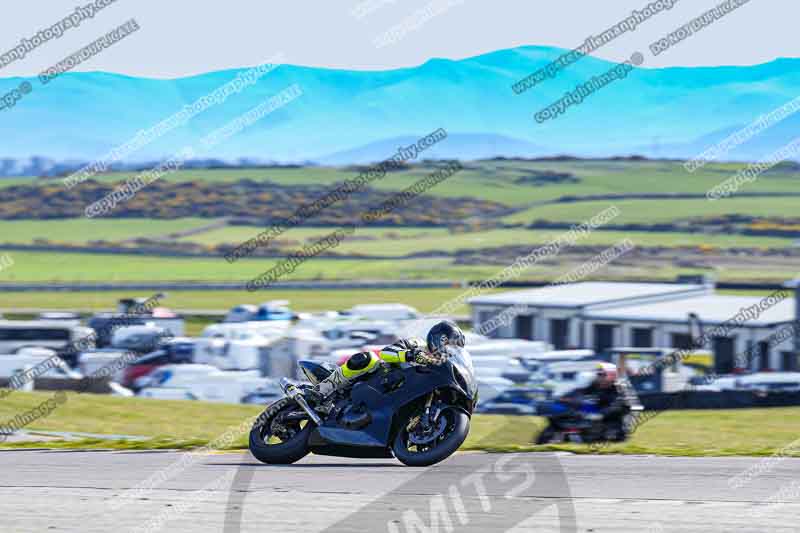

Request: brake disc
left=408, top=416, right=447, bottom=445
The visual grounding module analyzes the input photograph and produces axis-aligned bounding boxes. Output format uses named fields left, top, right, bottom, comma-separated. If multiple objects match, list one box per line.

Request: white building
left=469, top=279, right=799, bottom=373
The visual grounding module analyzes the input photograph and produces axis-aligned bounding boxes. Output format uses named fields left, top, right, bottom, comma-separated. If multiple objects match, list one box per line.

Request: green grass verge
left=467, top=407, right=800, bottom=457
left=1, top=391, right=798, bottom=457
left=0, top=391, right=258, bottom=450
left=0, top=287, right=485, bottom=316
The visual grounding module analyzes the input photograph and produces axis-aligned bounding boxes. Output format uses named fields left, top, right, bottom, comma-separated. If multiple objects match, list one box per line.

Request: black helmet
left=426, top=320, right=465, bottom=355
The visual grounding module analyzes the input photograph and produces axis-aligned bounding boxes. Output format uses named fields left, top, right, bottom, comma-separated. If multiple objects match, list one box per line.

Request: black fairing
left=308, top=359, right=477, bottom=458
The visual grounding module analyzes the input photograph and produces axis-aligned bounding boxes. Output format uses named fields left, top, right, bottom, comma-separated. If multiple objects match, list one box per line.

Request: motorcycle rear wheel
left=393, top=406, right=469, bottom=467
left=249, top=398, right=313, bottom=465
left=535, top=424, right=556, bottom=445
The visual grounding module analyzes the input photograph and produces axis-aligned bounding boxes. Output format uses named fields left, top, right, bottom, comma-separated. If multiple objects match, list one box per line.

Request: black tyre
left=535, top=424, right=556, bottom=445
left=393, top=407, right=470, bottom=467
left=249, top=398, right=313, bottom=465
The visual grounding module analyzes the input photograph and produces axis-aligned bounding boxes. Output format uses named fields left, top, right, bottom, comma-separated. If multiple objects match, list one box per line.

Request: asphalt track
left=1, top=450, right=798, bottom=532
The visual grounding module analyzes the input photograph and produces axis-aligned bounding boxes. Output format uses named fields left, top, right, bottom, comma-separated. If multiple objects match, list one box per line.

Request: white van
left=136, top=364, right=281, bottom=403
left=0, top=347, right=133, bottom=397
left=0, top=348, right=76, bottom=387
left=195, top=323, right=290, bottom=371
left=77, top=350, right=135, bottom=383
left=0, top=320, right=95, bottom=361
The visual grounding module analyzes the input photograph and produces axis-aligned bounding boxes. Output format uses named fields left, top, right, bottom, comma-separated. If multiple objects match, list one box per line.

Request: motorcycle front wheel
left=249, top=397, right=313, bottom=465
left=393, top=406, right=470, bottom=467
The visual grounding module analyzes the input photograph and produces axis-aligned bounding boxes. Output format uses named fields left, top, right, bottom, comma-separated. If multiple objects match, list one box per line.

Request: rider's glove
left=407, top=348, right=444, bottom=366
left=398, top=338, right=426, bottom=353
left=404, top=347, right=425, bottom=364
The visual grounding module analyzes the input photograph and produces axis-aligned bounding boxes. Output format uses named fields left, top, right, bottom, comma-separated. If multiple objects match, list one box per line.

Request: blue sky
left=0, top=0, right=796, bottom=78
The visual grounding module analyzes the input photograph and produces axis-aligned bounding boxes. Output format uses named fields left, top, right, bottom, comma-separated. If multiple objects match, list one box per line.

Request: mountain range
left=0, top=45, right=799, bottom=175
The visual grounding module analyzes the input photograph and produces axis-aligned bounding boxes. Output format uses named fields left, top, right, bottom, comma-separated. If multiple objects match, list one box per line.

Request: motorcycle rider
left=314, top=320, right=465, bottom=396
left=559, top=362, right=639, bottom=440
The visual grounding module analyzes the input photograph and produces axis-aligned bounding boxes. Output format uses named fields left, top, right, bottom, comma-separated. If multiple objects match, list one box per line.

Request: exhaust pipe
left=279, top=378, right=322, bottom=426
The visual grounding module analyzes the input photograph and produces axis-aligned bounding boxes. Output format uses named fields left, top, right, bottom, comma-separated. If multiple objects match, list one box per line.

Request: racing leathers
left=314, top=337, right=436, bottom=396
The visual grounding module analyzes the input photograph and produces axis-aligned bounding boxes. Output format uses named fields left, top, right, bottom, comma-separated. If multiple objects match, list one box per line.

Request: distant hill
left=0, top=156, right=310, bottom=178
left=0, top=47, right=799, bottom=169
left=318, top=133, right=549, bottom=165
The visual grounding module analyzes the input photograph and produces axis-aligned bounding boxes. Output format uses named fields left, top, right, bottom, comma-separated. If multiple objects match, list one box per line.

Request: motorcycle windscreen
left=445, top=346, right=477, bottom=398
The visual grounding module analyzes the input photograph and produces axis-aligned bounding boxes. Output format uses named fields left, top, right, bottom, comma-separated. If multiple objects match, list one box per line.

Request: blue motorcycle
left=535, top=398, right=634, bottom=444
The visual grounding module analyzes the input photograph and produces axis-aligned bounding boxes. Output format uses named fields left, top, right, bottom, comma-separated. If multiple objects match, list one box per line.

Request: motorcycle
left=248, top=345, right=478, bottom=467
left=534, top=398, right=642, bottom=444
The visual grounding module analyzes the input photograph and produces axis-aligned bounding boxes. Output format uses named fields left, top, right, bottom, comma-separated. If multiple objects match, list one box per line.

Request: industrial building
left=469, top=278, right=799, bottom=373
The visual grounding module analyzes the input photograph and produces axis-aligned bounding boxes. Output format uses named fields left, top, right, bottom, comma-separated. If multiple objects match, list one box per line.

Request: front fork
left=409, top=392, right=439, bottom=432
left=279, top=377, right=323, bottom=426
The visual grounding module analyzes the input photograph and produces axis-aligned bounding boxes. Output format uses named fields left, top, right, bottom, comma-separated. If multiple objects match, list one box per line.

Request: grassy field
left=0, top=249, right=797, bottom=284
left=0, top=391, right=798, bottom=457
left=0, top=218, right=219, bottom=244
left=0, top=251, right=498, bottom=282
left=9, top=160, right=800, bottom=206
left=1, top=219, right=792, bottom=253
left=179, top=226, right=448, bottom=247
left=180, top=226, right=796, bottom=253
left=1, top=160, right=797, bottom=285
left=504, top=196, right=800, bottom=225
